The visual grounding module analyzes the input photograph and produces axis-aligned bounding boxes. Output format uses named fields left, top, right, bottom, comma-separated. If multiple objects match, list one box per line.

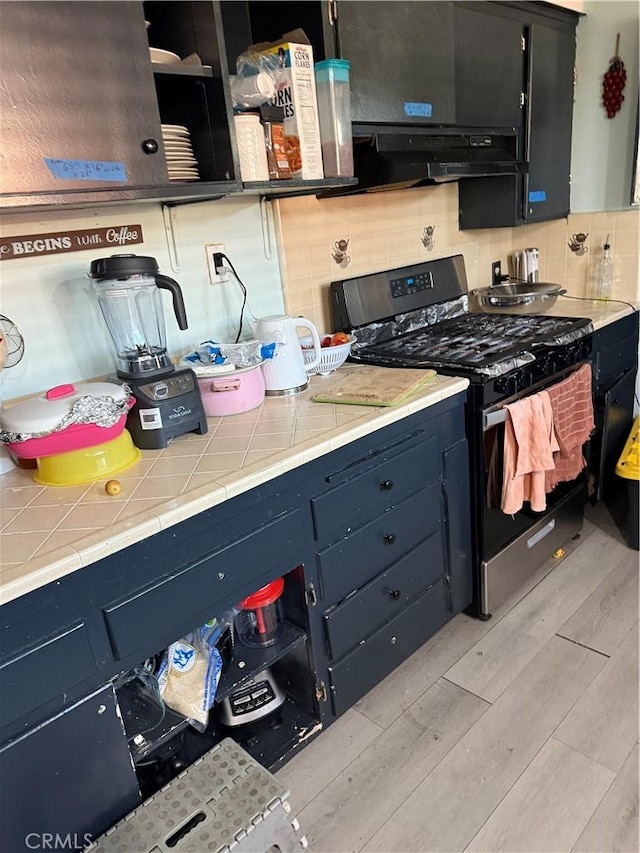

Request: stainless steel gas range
left=331, top=254, right=594, bottom=619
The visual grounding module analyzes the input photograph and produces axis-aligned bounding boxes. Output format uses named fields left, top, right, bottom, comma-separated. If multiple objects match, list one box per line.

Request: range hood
left=343, top=126, right=527, bottom=194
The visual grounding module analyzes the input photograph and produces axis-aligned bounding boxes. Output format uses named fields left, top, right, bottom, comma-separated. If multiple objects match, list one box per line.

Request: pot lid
left=191, top=361, right=264, bottom=378
left=1, top=381, right=129, bottom=435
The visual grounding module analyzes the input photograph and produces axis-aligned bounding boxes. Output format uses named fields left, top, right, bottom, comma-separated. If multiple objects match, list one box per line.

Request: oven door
left=478, top=363, right=590, bottom=616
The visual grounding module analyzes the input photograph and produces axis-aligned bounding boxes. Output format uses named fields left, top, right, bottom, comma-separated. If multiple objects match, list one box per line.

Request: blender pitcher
left=89, top=254, right=188, bottom=378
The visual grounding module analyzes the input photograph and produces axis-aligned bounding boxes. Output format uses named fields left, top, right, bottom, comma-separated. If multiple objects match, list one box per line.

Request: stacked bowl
left=0, top=381, right=140, bottom=485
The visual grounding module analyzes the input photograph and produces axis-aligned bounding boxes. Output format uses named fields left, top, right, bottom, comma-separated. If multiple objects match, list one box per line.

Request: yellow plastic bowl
left=34, top=429, right=140, bottom=486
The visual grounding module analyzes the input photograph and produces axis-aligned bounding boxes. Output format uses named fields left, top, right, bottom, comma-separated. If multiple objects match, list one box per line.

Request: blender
left=89, top=254, right=207, bottom=450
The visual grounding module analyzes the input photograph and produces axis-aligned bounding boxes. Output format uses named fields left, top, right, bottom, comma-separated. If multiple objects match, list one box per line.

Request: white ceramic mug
left=254, top=315, right=321, bottom=395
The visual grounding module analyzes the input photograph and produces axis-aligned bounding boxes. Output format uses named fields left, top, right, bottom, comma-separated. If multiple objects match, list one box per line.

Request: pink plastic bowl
left=197, top=364, right=265, bottom=416
left=7, top=414, right=129, bottom=460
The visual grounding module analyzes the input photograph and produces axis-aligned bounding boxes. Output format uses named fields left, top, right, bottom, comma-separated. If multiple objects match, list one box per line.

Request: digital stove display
left=390, top=271, right=433, bottom=298
left=365, top=313, right=591, bottom=369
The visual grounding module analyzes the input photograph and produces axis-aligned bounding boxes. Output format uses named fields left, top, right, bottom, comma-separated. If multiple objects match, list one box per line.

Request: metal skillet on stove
left=469, top=281, right=566, bottom=315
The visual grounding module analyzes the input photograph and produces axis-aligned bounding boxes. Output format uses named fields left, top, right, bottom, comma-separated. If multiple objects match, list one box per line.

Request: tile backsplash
left=1, top=185, right=637, bottom=403
left=274, top=184, right=639, bottom=331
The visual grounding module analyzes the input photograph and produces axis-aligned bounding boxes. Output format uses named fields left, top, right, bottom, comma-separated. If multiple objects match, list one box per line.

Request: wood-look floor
left=278, top=504, right=639, bottom=853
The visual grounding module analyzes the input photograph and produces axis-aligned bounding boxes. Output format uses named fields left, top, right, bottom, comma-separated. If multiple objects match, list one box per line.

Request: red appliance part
left=239, top=578, right=285, bottom=638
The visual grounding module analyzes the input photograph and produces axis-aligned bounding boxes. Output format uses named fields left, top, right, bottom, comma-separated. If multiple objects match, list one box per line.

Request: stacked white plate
left=162, top=124, right=200, bottom=182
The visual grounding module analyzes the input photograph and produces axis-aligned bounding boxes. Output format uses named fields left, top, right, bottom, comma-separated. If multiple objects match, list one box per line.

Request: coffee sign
left=0, top=225, right=143, bottom=260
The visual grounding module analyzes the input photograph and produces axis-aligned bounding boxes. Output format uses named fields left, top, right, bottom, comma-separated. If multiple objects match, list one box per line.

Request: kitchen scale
left=90, top=254, right=207, bottom=450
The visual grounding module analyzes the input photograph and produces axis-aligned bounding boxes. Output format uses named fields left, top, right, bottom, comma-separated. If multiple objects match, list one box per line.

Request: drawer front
left=0, top=622, right=97, bottom=726
left=324, top=529, right=444, bottom=661
left=311, top=434, right=440, bottom=541
left=328, top=583, right=450, bottom=717
left=318, top=482, right=441, bottom=605
left=103, top=508, right=302, bottom=661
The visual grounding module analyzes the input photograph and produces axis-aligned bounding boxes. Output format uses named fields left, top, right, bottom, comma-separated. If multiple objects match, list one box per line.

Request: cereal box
left=256, top=31, right=324, bottom=180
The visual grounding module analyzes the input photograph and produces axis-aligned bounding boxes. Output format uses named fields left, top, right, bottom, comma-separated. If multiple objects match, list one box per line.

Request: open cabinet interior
left=143, top=0, right=236, bottom=184
left=114, top=564, right=320, bottom=800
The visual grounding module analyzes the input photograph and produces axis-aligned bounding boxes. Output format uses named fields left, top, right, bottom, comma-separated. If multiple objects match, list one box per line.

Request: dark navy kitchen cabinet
left=0, top=1, right=240, bottom=211
left=0, top=2, right=167, bottom=197
left=0, top=392, right=471, bottom=849
left=590, top=312, right=639, bottom=504
left=459, top=2, right=579, bottom=228
left=0, top=685, right=141, bottom=853
left=318, top=1, right=457, bottom=127
left=308, top=398, right=472, bottom=718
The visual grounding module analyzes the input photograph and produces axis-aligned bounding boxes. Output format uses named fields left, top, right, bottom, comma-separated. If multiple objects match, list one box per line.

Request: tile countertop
left=0, top=367, right=468, bottom=606
left=1, top=299, right=635, bottom=606
left=522, top=294, right=638, bottom=329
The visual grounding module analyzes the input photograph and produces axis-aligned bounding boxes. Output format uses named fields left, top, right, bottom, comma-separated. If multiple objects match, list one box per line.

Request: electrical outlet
left=204, top=243, right=229, bottom=285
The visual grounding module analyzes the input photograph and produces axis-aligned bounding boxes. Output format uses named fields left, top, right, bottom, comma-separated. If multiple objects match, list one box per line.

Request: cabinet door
left=336, top=1, right=456, bottom=126
left=0, top=684, right=140, bottom=850
left=0, top=2, right=167, bottom=196
left=454, top=4, right=524, bottom=128
left=523, top=21, right=576, bottom=222
left=599, top=369, right=636, bottom=503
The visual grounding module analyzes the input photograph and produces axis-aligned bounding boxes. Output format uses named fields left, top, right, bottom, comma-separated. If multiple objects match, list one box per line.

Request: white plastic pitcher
left=254, top=315, right=321, bottom=395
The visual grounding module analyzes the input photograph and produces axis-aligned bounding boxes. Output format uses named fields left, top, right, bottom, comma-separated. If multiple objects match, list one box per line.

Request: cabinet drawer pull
left=383, top=533, right=396, bottom=544
left=389, top=588, right=401, bottom=600
left=380, top=479, right=394, bottom=491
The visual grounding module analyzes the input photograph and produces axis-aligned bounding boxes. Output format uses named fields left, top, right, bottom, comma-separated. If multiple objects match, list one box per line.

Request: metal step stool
left=86, top=738, right=308, bottom=853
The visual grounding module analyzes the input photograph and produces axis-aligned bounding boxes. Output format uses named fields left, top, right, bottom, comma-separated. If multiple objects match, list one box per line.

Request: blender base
left=123, top=367, right=208, bottom=450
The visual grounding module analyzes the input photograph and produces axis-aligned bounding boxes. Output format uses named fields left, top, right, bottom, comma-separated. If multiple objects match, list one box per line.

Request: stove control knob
left=512, top=370, right=526, bottom=393
left=495, top=376, right=514, bottom=395
left=540, top=355, right=556, bottom=374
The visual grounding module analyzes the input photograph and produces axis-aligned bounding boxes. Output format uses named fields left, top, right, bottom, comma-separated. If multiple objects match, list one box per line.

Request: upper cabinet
left=244, top=1, right=458, bottom=129
left=327, top=2, right=456, bottom=127
left=458, top=2, right=578, bottom=228
left=0, top=1, right=353, bottom=213
left=0, top=1, right=239, bottom=211
left=0, top=0, right=579, bottom=219
left=454, top=4, right=524, bottom=129
left=0, top=2, right=167, bottom=196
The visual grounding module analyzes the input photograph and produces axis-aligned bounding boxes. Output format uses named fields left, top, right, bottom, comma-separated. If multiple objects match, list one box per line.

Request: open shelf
left=240, top=177, right=359, bottom=198
left=131, top=708, right=189, bottom=765
left=223, top=697, right=321, bottom=771
left=216, top=621, right=307, bottom=703
left=152, top=63, right=213, bottom=78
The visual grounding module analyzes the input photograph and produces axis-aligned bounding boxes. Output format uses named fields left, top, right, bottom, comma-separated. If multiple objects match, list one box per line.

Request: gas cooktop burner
left=361, top=313, right=591, bottom=371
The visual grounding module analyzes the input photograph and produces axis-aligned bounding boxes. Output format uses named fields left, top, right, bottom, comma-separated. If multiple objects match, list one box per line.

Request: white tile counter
left=530, top=294, right=638, bottom=329
left=0, top=367, right=468, bottom=605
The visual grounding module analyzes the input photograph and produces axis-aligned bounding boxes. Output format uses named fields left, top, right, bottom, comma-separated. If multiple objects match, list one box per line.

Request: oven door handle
left=484, top=408, right=508, bottom=430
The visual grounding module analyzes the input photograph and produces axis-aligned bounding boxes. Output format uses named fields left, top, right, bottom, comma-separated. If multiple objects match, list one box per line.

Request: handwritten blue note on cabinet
left=44, top=158, right=127, bottom=182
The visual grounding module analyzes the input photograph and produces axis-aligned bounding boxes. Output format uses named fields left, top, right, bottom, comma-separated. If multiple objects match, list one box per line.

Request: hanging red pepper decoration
left=602, top=33, right=626, bottom=119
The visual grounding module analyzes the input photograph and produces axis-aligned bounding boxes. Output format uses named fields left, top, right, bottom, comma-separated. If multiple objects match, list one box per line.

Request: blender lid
left=240, top=578, right=285, bottom=610
left=89, top=254, right=161, bottom=279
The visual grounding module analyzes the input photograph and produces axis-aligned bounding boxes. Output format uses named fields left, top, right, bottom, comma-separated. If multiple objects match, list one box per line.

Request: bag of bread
left=157, top=624, right=223, bottom=731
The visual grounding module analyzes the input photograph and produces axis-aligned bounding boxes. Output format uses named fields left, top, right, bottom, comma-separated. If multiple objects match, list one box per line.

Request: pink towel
left=545, top=363, right=594, bottom=491
left=501, top=390, right=559, bottom=514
